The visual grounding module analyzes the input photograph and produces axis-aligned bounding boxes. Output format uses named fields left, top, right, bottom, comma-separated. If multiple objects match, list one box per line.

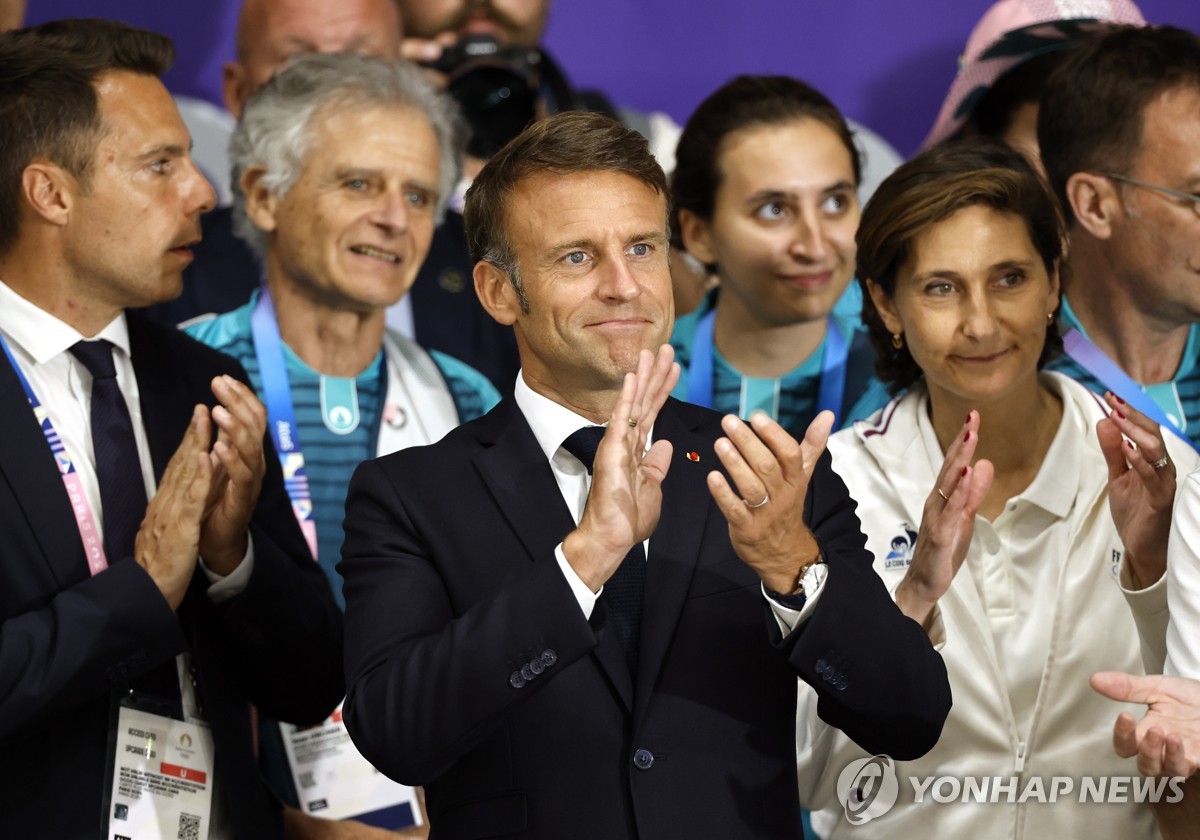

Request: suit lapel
left=472, top=400, right=578, bottom=564
left=474, top=399, right=637, bottom=708
left=634, top=400, right=711, bottom=724
left=128, top=315, right=198, bottom=480
left=0, top=350, right=87, bottom=587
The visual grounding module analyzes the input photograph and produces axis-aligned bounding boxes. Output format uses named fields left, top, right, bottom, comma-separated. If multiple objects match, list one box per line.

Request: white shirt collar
left=0, top=279, right=131, bottom=364
left=512, top=370, right=656, bottom=471
left=513, top=370, right=603, bottom=464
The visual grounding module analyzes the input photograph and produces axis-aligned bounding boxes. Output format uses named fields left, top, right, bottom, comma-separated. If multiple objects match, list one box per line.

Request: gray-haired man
left=186, top=52, right=498, bottom=838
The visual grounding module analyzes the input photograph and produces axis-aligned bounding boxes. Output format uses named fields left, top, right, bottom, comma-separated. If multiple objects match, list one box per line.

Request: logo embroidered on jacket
left=884, top=524, right=919, bottom=569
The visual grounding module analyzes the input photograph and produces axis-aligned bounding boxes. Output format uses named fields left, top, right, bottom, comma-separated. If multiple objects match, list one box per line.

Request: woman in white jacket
left=799, top=141, right=1197, bottom=839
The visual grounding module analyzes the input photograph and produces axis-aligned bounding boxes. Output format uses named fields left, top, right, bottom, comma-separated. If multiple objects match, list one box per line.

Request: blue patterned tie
left=561, top=426, right=645, bottom=675
left=71, top=340, right=180, bottom=703
left=70, top=340, right=149, bottom=563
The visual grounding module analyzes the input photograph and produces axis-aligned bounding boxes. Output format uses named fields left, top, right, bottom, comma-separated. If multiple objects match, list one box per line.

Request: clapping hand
left=563, top=346, right=680, bottom=592
left=895, top=410, right=993, bottom=628
left=197, top=375, right=268, bottom=575
left=135, top=405, right=214, bottom=609
left=1097, top=392, right=1178, bottom=589
left=705, top=410, right=832, bottom=595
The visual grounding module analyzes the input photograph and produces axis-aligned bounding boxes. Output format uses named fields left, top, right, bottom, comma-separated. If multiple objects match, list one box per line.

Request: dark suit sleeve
left=0, top=559, right=188, bottom=742
left=338, top=457, right=600, bottom=785
left=778, top=449, right=951, bottom=760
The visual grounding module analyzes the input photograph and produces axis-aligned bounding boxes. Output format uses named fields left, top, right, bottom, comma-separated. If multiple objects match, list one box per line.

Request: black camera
left=425, top=35, right=543, bottom=159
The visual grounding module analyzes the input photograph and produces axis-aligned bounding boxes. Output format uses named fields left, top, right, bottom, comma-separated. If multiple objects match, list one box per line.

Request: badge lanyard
left=685, top=308, right=849, bottom=425
left=0, top=333, right=108, bottom=575
left=251, top=288, right=459, bottom=559
left=250, top=289, right=320, bottom=558
left=1062, top=328, right=1199, bottom=454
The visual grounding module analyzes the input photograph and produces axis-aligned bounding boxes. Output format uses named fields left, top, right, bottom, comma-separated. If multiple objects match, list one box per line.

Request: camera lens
left=449, top=65, right=539, bottom=159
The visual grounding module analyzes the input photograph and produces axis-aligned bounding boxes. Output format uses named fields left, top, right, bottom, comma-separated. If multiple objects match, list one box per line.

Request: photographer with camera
left=399, top=0, right=680, bottom=169
left=396, top=1, right=913, bottom=327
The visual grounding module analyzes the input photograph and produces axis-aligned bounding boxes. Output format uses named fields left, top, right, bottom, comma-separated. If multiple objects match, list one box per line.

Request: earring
left=1046, top=312, right=1055, bottom=326
left=891, top=333, right=904, bottom=349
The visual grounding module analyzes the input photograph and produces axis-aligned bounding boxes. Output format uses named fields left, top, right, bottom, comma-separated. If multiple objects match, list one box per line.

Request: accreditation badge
left=106, top=695, right=215, bottom=840
left=280, top=700, right=423, bottom=829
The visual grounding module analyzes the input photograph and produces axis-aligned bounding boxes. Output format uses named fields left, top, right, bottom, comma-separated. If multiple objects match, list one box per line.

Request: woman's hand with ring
left=897, top=410, right=993, bottom=627
left=1098, top=391, right=1178, bottom=589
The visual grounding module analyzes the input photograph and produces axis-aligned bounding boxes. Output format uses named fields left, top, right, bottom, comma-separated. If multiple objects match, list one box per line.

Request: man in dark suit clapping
left=0, top=19, right=343, bottom=839
left=340, top=111, right=950, bottom=839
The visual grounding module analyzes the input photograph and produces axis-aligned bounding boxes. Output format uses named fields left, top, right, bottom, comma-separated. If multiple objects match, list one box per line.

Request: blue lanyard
left=685, top=308, right=849, bottom=425
left=250, top=289, right=319, bottom=557
left=1062, top=328, right=1199, bottom=454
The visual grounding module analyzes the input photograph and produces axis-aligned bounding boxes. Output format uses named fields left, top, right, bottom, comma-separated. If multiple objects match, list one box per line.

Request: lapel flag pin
left=686, top=451, right=700, bottom=462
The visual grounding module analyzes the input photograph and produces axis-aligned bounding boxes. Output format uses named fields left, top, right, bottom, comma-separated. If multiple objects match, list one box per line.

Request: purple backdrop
left=24, top=0, right=1200, bottom=155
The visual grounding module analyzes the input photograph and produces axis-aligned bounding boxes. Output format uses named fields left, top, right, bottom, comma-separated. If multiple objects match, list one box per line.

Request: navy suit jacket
left=142, top=207, right=520, bottom=394
left=0, top=314, right=344, bottom=839
left=340, top=396, right=950, bottom=839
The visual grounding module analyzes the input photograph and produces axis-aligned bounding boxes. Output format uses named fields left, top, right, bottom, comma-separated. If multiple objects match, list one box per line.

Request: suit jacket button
left=541, top=649, right=558, bottom=667
left=520, top=664, right=534, bottom=681
left=834, top=676, right=849, bottom=691
left=822, top=670, right=835, bottom=683
left=509, top=671, right=526, bottom=689
left=632, top=748, right=655, bottom=770
left=529, top=658, right=545, bottom=675
left=815, top=658, right=830, bottom=675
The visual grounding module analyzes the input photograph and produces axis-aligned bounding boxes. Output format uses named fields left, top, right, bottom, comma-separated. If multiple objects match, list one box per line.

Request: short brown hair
left=670, top=75, right=860, bottom=253
left=1039, top=24, right=1200, bottom=226
left=858, top=140, right=1065, bottom=393
left=0, top=18, right=174, bottom=254
left=463, top=111, right=668, bottom=309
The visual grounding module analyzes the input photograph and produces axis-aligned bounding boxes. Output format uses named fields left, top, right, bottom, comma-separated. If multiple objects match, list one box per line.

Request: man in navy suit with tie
left=339, top=111, right=951, bottom=838
left=0, top=19, right=342, bottom=838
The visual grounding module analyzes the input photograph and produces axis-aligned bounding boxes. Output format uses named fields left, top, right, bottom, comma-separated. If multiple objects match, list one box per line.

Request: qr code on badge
left=299, top=770, right=316, bottom=789
left=178, top=812, right=201, bottom=840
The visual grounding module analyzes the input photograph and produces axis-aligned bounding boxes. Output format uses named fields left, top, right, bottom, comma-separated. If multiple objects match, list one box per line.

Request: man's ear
left=866, top=279, right=904, bottom=337
left=241, top=166, right=279, bottom=235
left=474, top=260, right=520, bottom=326
left=222, top=60, right=249, bottom=119
left=678, top=208, right=717, bottom=267
left=20, top=162, right=75, bottom=228
left=1066, top=171, right=1121, bottom=240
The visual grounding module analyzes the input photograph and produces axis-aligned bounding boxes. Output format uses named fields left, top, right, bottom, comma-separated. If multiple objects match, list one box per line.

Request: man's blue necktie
left=69, top=340, right=149, bottom=563
left=70, top=340, right=181, bottom=700
left=71, top=340, right=180, bottom=703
